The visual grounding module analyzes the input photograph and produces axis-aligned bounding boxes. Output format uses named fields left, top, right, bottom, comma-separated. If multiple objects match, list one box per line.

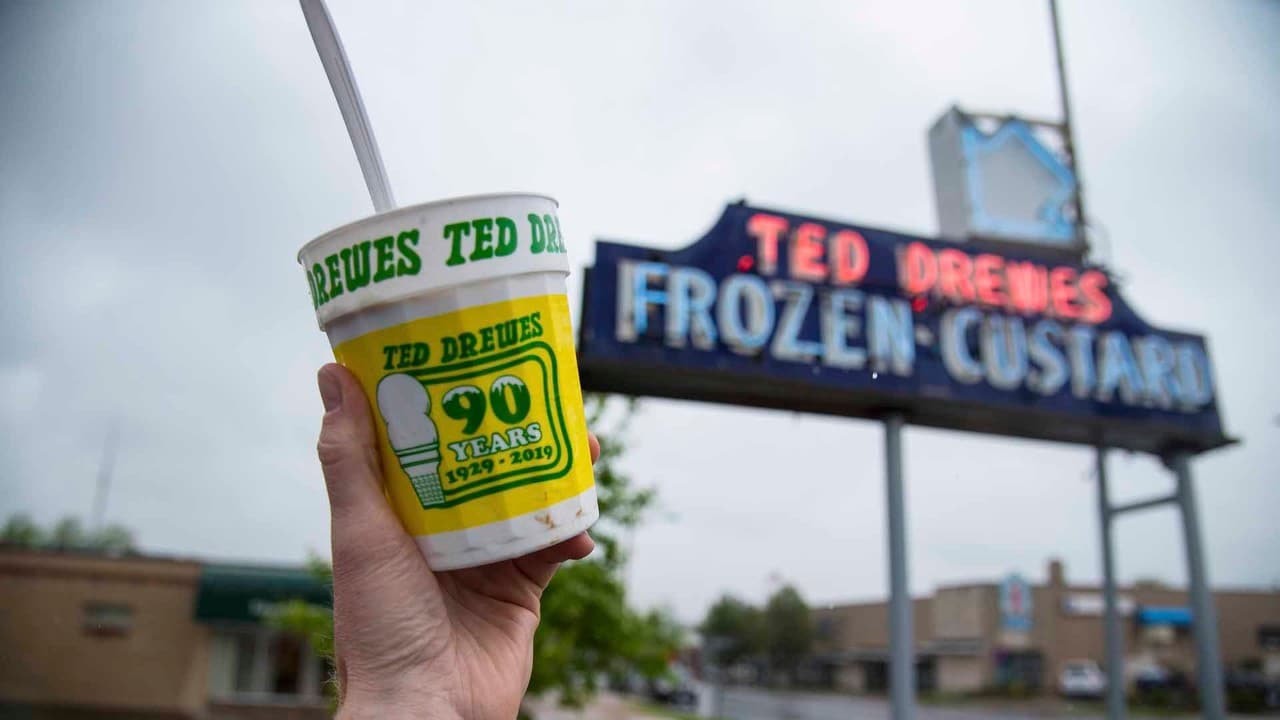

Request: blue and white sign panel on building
left=578, top=202, right=1231, bottom=456
left=999, top=574, right=1035, bottom=633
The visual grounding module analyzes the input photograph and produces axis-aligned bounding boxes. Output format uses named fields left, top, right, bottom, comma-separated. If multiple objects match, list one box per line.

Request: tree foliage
left=524, top=393, right=680, bottom=706
left=0, top=514, right=43, bottom=547
left=582, top=393, right=653, bottom=568
left=528, top=559, right=627, bottom=705
left=700, top=595, right=764, bottom=668
left=700, top=585, right=813, bottom=684
left=763, top=585, right=813, bottom=681
left=1, top=513, right=136, bottom=555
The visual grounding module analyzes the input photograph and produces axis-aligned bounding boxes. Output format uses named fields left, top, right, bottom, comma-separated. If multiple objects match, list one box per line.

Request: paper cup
left=299, top=193, right=598, bottom=570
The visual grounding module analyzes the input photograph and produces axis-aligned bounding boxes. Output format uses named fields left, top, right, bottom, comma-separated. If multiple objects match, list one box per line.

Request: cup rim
left=297, top=191, right=559, bottom=264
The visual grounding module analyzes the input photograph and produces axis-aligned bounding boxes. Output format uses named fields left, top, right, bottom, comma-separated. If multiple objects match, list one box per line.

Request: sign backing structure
left=579, top=201, right=1230, bottom=457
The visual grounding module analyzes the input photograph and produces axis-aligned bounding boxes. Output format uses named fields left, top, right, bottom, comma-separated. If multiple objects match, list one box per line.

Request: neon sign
left=579, top=203, right=1229, bottom=454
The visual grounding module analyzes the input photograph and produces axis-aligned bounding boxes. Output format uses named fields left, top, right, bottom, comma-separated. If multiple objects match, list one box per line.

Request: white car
left=1059, top=660, right=1107, bottom=698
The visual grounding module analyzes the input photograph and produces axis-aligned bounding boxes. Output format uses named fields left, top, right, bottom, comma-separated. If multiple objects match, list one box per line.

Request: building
left=811, top=559, right=1280, bottom=695
left=0, top=548, right=332, bottom=719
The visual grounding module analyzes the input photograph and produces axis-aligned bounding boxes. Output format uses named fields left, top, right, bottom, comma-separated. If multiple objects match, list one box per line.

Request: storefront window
left=208, top=626, right=322, bottom=702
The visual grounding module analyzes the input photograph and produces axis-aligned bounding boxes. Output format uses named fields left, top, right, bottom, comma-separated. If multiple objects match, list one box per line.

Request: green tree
left=522, top=394, right=677, bottom=707
left=582, top=394, right=653, bottom=568
left=50, top=516, right=86, bottom=550
left=700, top=595, right=764, bottom=669
left=271, top=393, right=674, bottom=712
left=763, top=585, right=813, bottom=683
left=90, top=524, right=136, bottom=555
left=624, top=608, right=686, bottom=681
left=1, top=514, right=45, bottom=547
left=0, top=513, right=135, bottom=554
left=527, top=559, right=627, bottom=705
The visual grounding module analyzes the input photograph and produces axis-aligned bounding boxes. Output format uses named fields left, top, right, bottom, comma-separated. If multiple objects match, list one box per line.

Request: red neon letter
left=937, top=249, right=976, bottom=303
left=830, top=230, right=869, bottom=286
left=746, top=213, right=788, bottom=276
left=790, top=222, right=827, bottom=282
left=1005, top=261, right=1049, bottom=314
left=973, top=254, right=1006, bottom=307
left=1078, top=270, right=1112, bottom=324
left=1050, top=267, right=1081, bottom=320
left=898, top=242, right=936, bottom=295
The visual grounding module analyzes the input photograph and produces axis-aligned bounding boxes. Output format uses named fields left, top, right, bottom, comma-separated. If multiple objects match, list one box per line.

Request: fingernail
left=318, top=366, right=342, bottom=412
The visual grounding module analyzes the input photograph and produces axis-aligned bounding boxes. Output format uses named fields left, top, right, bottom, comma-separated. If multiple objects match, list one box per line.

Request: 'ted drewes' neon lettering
left=308, top=229, right=421, bottom=309
left=896, top=241, right=1112, bottom=323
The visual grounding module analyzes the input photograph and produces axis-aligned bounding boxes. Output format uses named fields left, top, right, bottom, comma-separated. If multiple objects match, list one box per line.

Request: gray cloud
left=1, top=0, right=1276, bottom=623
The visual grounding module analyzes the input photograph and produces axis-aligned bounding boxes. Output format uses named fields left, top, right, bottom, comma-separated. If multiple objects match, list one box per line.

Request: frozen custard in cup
left=299, top=193, right=598, bottom=570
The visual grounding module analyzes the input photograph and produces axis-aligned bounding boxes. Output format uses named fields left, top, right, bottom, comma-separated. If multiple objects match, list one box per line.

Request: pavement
left=721, top=686, right=1042, bottom=719
left=523, top=691, right=669, bottom=720
left=526, top=686, right=1261, bottom=719
left=716, top=686, right=1256, bottom=720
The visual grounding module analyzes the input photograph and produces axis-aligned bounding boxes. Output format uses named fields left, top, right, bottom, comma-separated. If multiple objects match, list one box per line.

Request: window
left=1259, top=625, right=1280, bottom=650
left=271, top=633, right=304, bottom=694
left=83, top=602, right=133, bottom=636
left=208, top=627, right=324, bottom=702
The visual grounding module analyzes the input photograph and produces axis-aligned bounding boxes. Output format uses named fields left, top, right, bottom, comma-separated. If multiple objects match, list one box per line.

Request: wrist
left=337, top=694, right=463, bottom=720
left=338, top=684, right=463, bottom=720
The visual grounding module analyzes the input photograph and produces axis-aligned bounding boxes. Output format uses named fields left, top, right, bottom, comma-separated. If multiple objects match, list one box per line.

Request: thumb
left=316, top=364, right=420, bottom=567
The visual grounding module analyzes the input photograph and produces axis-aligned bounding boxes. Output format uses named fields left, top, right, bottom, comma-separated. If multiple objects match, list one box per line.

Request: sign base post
left=885, top=413, right=915, bottom=720
left=1170, top=452, right=1226, bottom=719
left=1096, top=447, right=1127, bottom=719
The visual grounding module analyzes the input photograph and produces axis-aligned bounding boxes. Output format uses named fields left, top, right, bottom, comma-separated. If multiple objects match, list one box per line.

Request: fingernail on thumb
left=318, top=367, right=343, bottom=412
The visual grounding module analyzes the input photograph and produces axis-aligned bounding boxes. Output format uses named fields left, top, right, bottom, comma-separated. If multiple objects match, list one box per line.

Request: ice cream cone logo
left=376, top=373, right=444, bottom=507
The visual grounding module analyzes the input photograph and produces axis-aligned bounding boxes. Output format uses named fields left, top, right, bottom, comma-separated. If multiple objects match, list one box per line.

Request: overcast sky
left=2, top=0, right=1277, bottom=623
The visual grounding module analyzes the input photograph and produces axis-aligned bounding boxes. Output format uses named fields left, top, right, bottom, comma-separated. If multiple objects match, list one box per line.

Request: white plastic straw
left=300, top=0, right=397, bottom=213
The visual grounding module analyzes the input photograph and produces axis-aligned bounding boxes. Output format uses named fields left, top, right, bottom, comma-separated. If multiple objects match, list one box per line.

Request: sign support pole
left=884, top=413, right=915, bottom=720
left=1169, top=451, right=1226, bottom=719
left=1095, top=446, right=1127, bottom=719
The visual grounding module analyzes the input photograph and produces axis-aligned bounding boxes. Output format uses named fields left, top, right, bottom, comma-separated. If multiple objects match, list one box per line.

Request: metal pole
left=884, top=413, right=915, bottom=720
left=1095, top=447, right=1126, bottom=719
left=91, top=424, right=119, bottom=532
left=1048, top=0, right=1088, bottom=249
left=1169, top=452, right=1226, bottom=719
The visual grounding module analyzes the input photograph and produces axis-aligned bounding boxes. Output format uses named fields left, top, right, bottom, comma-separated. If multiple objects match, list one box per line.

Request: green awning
left=194, top=562, right=332, bottom=623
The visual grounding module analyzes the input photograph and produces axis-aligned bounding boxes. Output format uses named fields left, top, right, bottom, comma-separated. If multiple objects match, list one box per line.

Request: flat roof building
left=0, top=548, right=332, bottom=719
left=811, top=559, right=1280, bottom=696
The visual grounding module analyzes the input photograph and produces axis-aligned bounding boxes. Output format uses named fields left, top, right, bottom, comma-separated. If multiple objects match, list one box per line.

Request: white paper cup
left=299, top=193, right=598, bottom=570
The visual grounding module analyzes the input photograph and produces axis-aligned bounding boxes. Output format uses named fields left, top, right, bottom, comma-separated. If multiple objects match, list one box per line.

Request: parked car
left=1059, top=659, right=1106, bottom=699
left=1225, top=668, right=1280, bottom=712
left=648, top=664, right=699, bottom=708
left=1131, top=664, right=1192, bottom=707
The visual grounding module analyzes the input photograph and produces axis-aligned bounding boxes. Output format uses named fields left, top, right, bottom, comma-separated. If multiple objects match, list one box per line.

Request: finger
left=316, top=364, right=417, bottom=562
left=514, top=532, right=595, bottom=590
left=589, top=432, right=600, bottom=464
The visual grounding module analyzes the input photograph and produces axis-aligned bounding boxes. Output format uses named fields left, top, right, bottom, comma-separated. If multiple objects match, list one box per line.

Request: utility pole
left=91, top=424, right=119, bottom=532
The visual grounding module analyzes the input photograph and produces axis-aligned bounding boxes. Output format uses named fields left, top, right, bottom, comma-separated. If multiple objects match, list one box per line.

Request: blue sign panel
left=999, top=574, right=1034, bottom=633
left=960, top=119, right=1077, bottom=244
left=578, top=202, right=1230, bottom=455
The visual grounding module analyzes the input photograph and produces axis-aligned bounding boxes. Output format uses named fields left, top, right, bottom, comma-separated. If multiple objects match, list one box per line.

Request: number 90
left=441, top=375, right=532, bottom=433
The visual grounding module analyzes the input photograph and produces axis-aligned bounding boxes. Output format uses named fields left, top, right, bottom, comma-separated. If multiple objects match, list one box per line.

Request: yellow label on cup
left=333, top=293, right=592, bottom=535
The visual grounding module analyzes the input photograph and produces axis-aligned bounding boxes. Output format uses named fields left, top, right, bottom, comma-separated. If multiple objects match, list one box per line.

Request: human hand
left=315, top=363, right=596, bottom=719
